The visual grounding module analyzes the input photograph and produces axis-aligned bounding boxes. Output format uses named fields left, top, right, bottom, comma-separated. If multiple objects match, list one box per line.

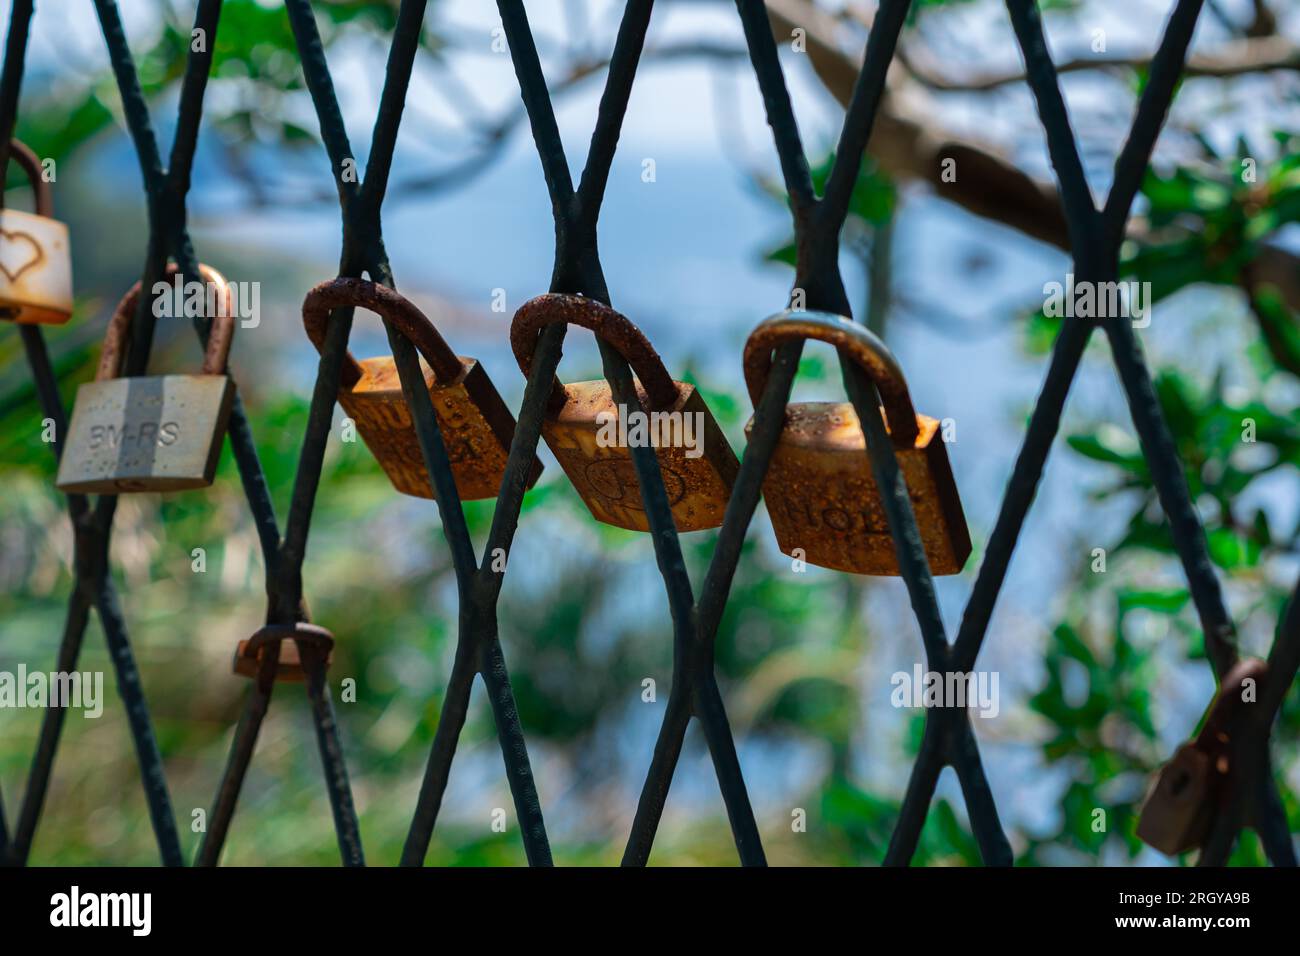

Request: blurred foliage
left=5, top=0, right=444, bottom=201
left=1024, top=132, right=1300, bottom=366
left=1, top=0, right=1298, bottom=868
left=1012, top=132, right=1300, bottom=863
left=1020, top=355, right=1300, bottom=864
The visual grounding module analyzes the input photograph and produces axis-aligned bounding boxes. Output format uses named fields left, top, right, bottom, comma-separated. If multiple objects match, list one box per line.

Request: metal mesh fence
left=0, top=0, right=1296, bottom=867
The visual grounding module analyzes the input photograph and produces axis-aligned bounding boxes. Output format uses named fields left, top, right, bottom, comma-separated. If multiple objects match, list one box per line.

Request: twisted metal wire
left=0, top=0, right=1296, bottom=868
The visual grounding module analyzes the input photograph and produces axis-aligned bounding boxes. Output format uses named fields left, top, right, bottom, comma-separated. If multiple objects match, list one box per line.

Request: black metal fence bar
left=0, top=0, right=1296, bottom=869
left=281, top=0, right=557, bottom=866
left=1, top=0, right=183, bottom=867
left=103, top=0, right=368, bottom=867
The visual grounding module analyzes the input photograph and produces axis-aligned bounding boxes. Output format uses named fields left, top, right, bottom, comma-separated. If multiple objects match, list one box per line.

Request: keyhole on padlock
left=1170, top=769, right=1191, bottom=797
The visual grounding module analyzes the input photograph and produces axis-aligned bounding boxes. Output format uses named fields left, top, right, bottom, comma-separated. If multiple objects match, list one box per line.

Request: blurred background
left=0, top=0, right=1298, bottom=865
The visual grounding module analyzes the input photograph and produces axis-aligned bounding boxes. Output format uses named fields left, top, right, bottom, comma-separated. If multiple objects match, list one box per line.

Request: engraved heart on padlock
left=583, top=455, right=687, bottom=507
left=0, top=228, right=45, bottom=283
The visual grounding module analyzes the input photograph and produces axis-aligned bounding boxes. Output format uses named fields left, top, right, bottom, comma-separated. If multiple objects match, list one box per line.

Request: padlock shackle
left=301, top=277, right=464, bottom=390
left=743, top=311, right=920, bottom=447
left=234, top=621, right=335, bottom=684
left=1195, top=657, right=1268, bottom=750
left=2, top=139, right=52, bottom=217
left=243, top=621, right=336, bottom=658
left=510, top=293, right=680, bottom=412
left=96, top=263, right=236, bottom=382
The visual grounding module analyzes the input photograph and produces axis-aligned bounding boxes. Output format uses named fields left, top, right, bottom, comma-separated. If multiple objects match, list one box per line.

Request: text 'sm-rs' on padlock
left=303, top=277, right=541, bottom=501
left=742, top=311, right=971, bottom=575
left=56, top=264, right=236, bottom=494
left=511, top=293, right=739, bottom=533
left=0, top=139, right=73, bottom=325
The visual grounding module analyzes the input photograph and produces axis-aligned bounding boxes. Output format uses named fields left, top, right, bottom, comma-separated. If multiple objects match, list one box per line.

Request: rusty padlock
left=1137, top=658, right=1268, bottom=856
left=511, top=293, right=739, bottom=532
left=742, top=311, right=971, bottom=575
left=56, top=264, right=236, bottom=494
left=303, top=278, right=541, bottom=501
left=0, top=139, right=73, bottom=324
left=233, top=622, right=335, bottom=683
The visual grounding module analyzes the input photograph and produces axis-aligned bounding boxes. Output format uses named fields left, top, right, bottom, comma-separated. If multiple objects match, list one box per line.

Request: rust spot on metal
left=545, top=379, right=738, bottom=532
left=743, top=310, right=919, bottom=446
left=301, top=277, right=542, bottom=501
left=743, top=312, right=971, bottom=575
left=510, top=293, right=680, bottom=412
left=97, top=263, right=236, bottom=382
left=511, top=293, right=739, bottom=532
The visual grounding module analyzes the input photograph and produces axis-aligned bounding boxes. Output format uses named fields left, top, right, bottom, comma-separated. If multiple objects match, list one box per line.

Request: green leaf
left=1066, top=430, right=1148, bottom=477
left=1117, top=589, right=1189, bottom=615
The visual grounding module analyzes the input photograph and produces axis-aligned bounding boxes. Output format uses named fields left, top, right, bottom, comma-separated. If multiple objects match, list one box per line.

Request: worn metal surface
left=56, top=263, right=236, bottom=494
left=743, top=311, right=970, bottom=575
left=302, top=277, right=541, bottom=500
left=753, top=403, right=968, bottom=574
left=94, top=263, right=235, bottom=380
left=547, top=379, right=738, bottom=532
left=0, top=138, right=72, bottom=324
left=512, top=292, right=738, bottom=532
left=56, top=374, right=235, bottom=493
left=511, top=292, right=680, bottom=411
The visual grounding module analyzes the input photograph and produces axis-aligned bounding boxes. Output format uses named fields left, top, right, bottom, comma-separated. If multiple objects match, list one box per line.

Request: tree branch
left=900, top=35, right=1300, bottom=93
left=762, top=0, right=1300, bottom=326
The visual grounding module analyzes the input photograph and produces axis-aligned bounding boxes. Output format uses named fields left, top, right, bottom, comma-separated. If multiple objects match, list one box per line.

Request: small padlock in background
left=1136, top=658, right=1268, bottom=856
left=1134, top=743, right=1214, bottom=856
left=0, top=138, right=73, bottom=325
left=742, top=311, right=971, bottom=576
left=302, top=277, right=542, bottom=501
left=233, top=622, right=335, bottom=683
left=56, top=264, right=236, bottom=494
left=511, top=293, right=739, bottom=533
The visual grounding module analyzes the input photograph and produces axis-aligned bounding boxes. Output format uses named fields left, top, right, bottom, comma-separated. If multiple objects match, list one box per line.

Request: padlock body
left=233, top=638, right=331, bottom=683
left=56, top=374, right=234, bottom=494
left=1136, top=743, right=1214, bottom=856
left=542, top=379, right=738, bottom=532
left=0, top=208, right=73, bottom=325
left=748, top=402, right=971, bottom=575
left=340, top=355, right=541, bottom=501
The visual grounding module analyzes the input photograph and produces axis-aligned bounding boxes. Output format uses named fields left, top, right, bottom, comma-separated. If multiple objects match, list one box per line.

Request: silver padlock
left=56, top=264, right=236, bottom=494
